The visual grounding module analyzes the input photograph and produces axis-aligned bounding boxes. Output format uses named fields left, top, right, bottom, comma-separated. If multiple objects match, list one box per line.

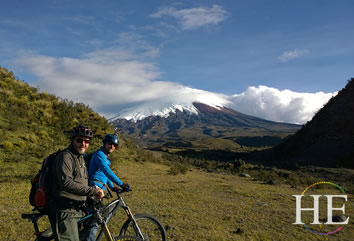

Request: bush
left=39, top=130, right=49, bottom=139
left=249, top=169, right=279, bottom=183
left=29, top=134, right=39, bottom=144
left=16, top=140, right=26, bottom=148
left=1, top=141, right=14, bottom=152
left=168, top=163, right=188, bottom=175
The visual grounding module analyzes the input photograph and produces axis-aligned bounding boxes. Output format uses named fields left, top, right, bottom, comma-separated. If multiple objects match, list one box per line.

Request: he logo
left=293, top=181, right=349, bottom=235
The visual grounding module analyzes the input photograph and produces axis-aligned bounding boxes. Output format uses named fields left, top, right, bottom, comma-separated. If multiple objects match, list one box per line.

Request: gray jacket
left=52, top=145, right=96, bottom=202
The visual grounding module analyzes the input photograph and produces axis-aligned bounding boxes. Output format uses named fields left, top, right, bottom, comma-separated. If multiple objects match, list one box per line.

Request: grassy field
left=1, top=159, right=353, bottom=241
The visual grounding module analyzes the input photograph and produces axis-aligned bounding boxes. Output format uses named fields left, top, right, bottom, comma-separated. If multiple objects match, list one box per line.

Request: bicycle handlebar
left=115, top=188, right=132, bottom=194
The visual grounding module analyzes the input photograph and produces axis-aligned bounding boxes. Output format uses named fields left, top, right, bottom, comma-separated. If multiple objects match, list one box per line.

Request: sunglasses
left=75, top=138, right=90, bottom=144
left=106, top=142, right=118, bottom=148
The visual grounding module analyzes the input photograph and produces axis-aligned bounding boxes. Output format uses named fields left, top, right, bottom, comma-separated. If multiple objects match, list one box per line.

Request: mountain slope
left=0, top=66, right=135, bottom=165
left=271, top=78, right=354, bottom=168
left=113, top=102, right=301, bottom=151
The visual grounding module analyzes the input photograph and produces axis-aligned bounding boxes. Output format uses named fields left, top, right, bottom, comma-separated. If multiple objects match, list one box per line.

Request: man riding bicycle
left=84, top=133, right=130, bottom=241
left=48, top=125, right=104, bottom=241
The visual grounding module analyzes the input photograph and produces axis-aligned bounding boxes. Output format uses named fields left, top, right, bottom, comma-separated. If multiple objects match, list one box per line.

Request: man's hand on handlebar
left=111, top=183, right=131, bottom=193
left=111, top=186, right=120, bottom=192
left=95, top=188, right=104, bottom=200
left=121, top=183, right=130, bottom=192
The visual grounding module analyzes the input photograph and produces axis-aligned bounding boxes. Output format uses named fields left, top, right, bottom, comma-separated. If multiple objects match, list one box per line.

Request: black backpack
left=29, top=149, right=62, bottom=212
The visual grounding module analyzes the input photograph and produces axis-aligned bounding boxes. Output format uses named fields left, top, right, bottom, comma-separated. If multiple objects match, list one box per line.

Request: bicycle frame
left=95, top=191, right=145, bottom=240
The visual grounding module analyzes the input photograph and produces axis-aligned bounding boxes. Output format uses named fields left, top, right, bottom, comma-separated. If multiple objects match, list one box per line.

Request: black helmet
left=103, top=134, right=119, bottom=145
left=72, top=125, right=93, bottom=139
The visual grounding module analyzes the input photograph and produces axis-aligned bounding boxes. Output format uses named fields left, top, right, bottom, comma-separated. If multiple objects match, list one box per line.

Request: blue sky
left=1, top=0, right=353, bottom=123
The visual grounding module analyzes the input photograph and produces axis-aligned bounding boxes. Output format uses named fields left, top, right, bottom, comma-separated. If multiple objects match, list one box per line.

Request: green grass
left=3, top=159, right=353, bottom=241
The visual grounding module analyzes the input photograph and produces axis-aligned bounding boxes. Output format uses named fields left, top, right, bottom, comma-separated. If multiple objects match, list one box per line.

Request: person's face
left=73, top=136, right=90, bottom=154
left=103, top=142, right=118, bottom=154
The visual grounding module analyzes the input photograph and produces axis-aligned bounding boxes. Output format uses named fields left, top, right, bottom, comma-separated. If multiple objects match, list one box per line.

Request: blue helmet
left=103, top=134, right=119, bottom=145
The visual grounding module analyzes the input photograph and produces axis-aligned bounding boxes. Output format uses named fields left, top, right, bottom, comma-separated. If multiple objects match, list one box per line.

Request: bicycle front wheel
left=115, top=235, right=142, bottom=241
left=119, top=214, right=167, bottom=241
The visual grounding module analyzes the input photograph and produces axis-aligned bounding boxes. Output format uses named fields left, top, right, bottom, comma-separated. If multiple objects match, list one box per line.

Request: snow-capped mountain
left=113, top=102, right=301, bottom=151
left=117, top=97, right=227, bottom=122
left=118, top=103, right=200, bottom=121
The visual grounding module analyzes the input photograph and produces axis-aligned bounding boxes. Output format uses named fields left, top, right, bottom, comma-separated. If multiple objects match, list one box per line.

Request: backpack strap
left=90, top=179, right=105, bottom=186
left=90, top=179, right=113, bottom=198
left=61, top=148, right=80, bottom=177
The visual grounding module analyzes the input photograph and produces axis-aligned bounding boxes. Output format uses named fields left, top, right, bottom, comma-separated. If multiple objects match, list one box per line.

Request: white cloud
left=64, top=16, right=95, bottom=25
left=16, top=50, right=160, bottom=105
left=228, top=86, right=336, bottom=124
left=15, top=47, right=228, bottom=119
left=113, top=32, right=161, bottom=58
left=278, top=48, right=309, bottom=62
left=0, top=19, right=26, bottom=26
left=151, top=4, right=229, bottom=30
left=15, top=49, right=335, bottom=124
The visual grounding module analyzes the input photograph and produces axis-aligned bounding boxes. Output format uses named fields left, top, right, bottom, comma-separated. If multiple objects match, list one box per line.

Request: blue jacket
left=88, top=147, right=123, bottom=190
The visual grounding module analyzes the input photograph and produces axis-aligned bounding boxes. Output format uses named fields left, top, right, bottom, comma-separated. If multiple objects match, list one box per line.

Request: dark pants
left=49, top=211, right=85, bottom=241
left=49, top=198, right=86, bottom=241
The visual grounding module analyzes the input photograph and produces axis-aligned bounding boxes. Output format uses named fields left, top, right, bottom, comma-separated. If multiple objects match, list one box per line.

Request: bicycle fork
left=122, top=201, right=145, bottom=240
left=102, top=223, right=114, bottom=241
left=96, top=209, right=115, bottom=241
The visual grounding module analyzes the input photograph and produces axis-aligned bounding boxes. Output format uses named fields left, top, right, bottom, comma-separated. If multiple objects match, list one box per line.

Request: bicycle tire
left=119, top=214, right=167, bottom=241
left=114, top=235, right=142, bottom=241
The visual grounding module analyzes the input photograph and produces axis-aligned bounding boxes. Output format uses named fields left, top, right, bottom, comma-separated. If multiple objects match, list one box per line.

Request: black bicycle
left=22, top=189, right=167, bottom=241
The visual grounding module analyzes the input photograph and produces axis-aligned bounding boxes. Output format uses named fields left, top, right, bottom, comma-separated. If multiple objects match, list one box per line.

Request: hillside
left=113, top=102, right=301, bottom=151
left=270, top=78, right=354, bottom=168
left=0, top=67, right=107, bottom=157
left=0, top=66, right=146, bottom=175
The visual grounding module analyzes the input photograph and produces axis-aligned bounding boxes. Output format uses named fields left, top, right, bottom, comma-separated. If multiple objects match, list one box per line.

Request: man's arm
left=107, top=179, right=114, bottom=189
left=96, top=152, right=124, bottom=186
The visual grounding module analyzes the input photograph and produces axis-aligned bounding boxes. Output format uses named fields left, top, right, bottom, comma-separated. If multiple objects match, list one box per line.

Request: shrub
left=1, top=141, right=14, bottom=152
left=39, top=130, right=49, bottom=139
left=168, top=163, right=188, bottom=175
left=249, top=169, right=279, bottom=183
left=16, top=140, right=26, bottom=148
left=29, top=134, right=39, bottom=144
left=136, top=148, right=160, bottom=163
